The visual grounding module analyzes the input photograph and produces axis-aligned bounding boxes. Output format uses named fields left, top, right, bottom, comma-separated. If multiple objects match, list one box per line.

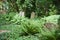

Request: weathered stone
left=31, top=12, right=35, bottom=19
left=44, top=22, right=58, bottom=30
left=19, top=11, right=25, bottom=17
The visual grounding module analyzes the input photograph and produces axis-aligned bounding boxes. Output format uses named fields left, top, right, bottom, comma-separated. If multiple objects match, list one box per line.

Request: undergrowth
left=0, top=14, right=60, bottom=40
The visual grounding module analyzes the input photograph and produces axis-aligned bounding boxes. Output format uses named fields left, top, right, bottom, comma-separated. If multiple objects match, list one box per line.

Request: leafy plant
left=0, top=12, right=17, bottom=25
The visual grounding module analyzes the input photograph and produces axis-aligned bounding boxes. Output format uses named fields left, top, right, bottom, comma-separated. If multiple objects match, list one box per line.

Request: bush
left=42, top=15, right=60, bottom=24
left=0, top=12, right=17, bottom=25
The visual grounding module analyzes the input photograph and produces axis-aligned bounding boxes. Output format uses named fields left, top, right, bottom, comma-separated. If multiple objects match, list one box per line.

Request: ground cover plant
left=0, top=13, right=60, bottom=40
left=0, top=0, right=60, bottom=40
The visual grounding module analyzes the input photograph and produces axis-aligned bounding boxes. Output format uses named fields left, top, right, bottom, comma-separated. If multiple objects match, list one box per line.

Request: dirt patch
left=0, top=30, right=10, bottom=34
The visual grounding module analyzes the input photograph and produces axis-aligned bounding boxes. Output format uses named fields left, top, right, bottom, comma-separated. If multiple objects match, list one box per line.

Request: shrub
left=0, top=12, right=17, bottom=25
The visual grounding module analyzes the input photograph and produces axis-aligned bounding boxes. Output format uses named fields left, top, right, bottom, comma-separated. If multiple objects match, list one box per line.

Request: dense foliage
left=0, top=13, right=60, bottom=40
left=0, top=0, right=60, bottom=40
left=0, top=0, right=60, bottom=17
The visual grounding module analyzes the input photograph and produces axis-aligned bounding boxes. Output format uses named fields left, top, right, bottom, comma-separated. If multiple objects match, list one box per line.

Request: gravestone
left=19, top=11, right=25, bottom=17
left=31, top=12, right=35, bottom=19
